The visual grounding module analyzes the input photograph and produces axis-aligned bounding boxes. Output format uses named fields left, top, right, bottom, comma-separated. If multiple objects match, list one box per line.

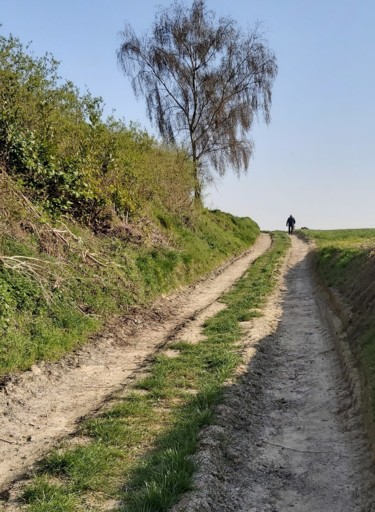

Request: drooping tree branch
left=118, top=0, right=277, bottom=199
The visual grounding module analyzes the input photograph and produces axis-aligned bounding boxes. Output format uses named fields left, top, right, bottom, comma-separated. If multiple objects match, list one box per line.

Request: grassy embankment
left=18, top=232, right=290, bottom=511
left=305, top=229, right=375, bottom=446
left=0, top=32, right=260, bottom=379
left=0, top=182, right=259, bottom=379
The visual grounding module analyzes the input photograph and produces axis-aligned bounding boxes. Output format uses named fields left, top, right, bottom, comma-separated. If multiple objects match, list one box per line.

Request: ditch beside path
left=0, top=233, right=271, bottom=493
left=173, top=236, right=375, bottom=512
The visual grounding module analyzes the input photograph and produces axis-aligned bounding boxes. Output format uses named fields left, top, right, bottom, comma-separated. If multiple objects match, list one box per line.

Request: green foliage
left=0, top=279, right=14, bottom=331
left=0, top=33, right=195, bottom=228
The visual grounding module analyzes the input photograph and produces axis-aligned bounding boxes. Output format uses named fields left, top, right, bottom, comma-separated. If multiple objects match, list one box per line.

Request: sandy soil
left=172, top=236, right=375, bottom=512
left=0, top=233, right=271, bottom=494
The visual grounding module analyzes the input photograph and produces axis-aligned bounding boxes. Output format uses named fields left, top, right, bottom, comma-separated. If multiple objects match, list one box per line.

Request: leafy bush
left=0, top=33, right=195, bottom=229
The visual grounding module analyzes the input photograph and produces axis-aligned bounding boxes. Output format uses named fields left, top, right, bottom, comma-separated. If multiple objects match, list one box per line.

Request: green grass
left=0, top=209, right=259, bottom=379
left=304, top=228, right=375, bottom=245
left=22, top=478, right=79, bottom=512
left=303, top=229, right=371, bottom=289
left=19, top=231, right=289, bottom=512
left=306, top=228, right=375, bottom=446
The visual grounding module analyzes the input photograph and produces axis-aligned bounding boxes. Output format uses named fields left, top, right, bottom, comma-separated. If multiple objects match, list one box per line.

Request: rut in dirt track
left=0, top=233, right=271, bottom=493
left=173, top=236, right=375, bottom=512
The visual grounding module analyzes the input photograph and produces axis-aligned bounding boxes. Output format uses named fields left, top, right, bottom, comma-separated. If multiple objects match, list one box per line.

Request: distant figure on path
left=286, top=214, right=296, bottom=235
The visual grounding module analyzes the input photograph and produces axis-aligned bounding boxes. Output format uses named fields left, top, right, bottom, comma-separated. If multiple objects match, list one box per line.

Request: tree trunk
left=193, top=160, right=203, bottom=206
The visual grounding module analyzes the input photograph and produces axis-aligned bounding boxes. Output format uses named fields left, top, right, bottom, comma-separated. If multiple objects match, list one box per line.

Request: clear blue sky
left=1, top=0, right=375, bottom=230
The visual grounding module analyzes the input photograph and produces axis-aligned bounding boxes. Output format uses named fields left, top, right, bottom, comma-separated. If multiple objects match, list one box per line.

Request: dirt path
left=0, top=233, right=271, bottom=493
left=172, top=236, right=375, bottom=512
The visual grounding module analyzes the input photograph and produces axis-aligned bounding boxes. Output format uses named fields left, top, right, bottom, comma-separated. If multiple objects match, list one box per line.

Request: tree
left=117, top=0, right=278, bottom=201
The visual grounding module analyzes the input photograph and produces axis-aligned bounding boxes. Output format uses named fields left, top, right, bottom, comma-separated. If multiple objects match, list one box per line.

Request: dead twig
left=1, top=171, right=123, bottom=270
left=0, top=255, right=63, bottom=302
left=0, top=437, right=17, bottom=445
left=82, top=251, right=108, bottom=267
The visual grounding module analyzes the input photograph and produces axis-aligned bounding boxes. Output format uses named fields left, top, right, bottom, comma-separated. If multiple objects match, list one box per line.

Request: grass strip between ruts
left=20, top=232, right=290, bottom=512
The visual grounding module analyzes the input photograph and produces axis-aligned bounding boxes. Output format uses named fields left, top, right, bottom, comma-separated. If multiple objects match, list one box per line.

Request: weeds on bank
left=307, top=229, right=375, bottom=447
left=20, top=232, right=289, bottom=512
left=302, top=229, right=375, bottom=288
left=0, top=210, right=258, bottom=379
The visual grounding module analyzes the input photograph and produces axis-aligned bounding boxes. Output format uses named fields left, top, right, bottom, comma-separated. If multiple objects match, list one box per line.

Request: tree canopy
left=118, top=0, right=278, bottom=199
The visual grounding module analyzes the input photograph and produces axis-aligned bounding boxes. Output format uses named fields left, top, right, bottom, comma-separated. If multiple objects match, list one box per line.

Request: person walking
left=286, top=214, right=296, bottom=235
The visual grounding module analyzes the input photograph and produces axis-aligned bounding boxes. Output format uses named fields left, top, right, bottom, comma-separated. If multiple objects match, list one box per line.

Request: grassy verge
left=302, top=229, right=375, bottom=288
left=18, top=232, right=289, bottom=511
left=0, top=191, right=259, bottom=379
left=304, top=228, right=375, bottom=445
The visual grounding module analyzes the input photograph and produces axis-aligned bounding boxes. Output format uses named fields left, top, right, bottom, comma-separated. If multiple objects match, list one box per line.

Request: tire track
left=172, top=236, right=375, bottom=512
left=0, top=234, right=271, bottom=493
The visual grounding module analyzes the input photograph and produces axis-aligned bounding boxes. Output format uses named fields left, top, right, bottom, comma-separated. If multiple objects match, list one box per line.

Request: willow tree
left=118, top=0, right=277, bottom=201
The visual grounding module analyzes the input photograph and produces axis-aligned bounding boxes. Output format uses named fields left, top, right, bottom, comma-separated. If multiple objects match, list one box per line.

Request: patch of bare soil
left=172, top=236, right=375, bottom=512
left=0, top=233, right=271, bottom=494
